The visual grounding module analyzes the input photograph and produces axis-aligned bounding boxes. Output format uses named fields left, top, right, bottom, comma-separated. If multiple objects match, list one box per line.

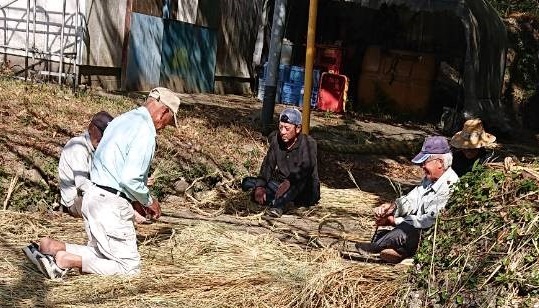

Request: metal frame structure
left=0, top=0, right=82, bottom=89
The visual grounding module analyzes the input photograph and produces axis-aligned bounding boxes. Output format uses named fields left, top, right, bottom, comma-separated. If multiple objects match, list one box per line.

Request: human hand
left=275, top=180, right=291, bottom=199
left=375, top=215, right=395, bottom=226
left=147, top=169, right=161, bottom=187
left=147, top=175, right=156, bottom=187
left=134, top=210, right=149, bottom=224
left=254, top=186, right=266, bottom=205
left=146, top=199, right=162, bottom=220
left=374, top=202, right=394, bottom=218
left=132, top=201, right=149, bottom=219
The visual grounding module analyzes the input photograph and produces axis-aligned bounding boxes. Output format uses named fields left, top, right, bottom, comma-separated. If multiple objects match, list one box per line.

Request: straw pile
left=0, top=210, right=404, bottom=307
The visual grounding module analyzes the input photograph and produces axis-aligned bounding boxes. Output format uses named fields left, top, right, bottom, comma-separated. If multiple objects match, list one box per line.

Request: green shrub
left=406, top=164, right=539, bottom=305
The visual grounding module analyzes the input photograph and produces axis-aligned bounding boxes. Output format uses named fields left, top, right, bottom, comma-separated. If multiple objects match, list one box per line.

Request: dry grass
left=0, top=79, right=135, bottom=211
left=0, top=210, right=403, bottom=307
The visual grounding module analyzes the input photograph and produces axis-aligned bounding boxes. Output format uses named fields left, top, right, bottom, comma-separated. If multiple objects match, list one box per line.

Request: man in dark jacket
left=242, top=108, right=320, bottom=217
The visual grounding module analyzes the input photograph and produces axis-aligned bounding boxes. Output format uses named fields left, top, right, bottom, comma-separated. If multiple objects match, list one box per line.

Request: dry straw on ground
left=1, top=210, right=403, bottom=307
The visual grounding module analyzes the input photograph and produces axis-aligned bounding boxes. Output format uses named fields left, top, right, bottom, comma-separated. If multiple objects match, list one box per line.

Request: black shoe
left=267, top=207, right=283, bottom=218
left=355, top=242, right=377, bottom=256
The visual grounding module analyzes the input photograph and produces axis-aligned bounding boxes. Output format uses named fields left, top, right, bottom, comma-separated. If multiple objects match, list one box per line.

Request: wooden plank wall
left=214, top=0, right=264, bottom=94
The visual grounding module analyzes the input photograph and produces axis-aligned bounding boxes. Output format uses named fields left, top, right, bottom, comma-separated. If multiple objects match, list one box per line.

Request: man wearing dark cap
left=57, top=111, right=113, bottom=218
left=242, top=107, right=320, bottom=218
left=25, top=87, right=180, bottom=279
left=357, top=136, right=459, bottom=263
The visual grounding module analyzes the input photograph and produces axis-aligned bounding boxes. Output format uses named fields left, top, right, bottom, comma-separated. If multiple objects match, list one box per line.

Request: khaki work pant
left=66, top=185, right=140, bottom=275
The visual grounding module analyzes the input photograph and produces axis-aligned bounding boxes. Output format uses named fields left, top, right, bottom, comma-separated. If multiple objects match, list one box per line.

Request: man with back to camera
left=242, top=107, right=320, bottom=218
left=22, top=87, right=180, bottom=278
left=57, top=111, right=113, bottom=218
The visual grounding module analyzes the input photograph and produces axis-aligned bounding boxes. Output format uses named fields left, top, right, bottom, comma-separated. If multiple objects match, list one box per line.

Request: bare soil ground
left=0, top=78, right=536, bottom=307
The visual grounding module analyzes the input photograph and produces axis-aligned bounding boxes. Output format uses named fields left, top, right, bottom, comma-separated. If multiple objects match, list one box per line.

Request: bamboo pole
left=301, top=0, right=318, bottom=134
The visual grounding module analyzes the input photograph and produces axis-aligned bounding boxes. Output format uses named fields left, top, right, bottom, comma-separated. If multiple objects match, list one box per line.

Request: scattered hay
left=295, top=263, right=403, bottom=307
left=0, top=210, right=402, bottom=307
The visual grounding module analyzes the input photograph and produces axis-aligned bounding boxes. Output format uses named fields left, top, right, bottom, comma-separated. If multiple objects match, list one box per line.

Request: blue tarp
left=125, top=12, right=217, bottom=93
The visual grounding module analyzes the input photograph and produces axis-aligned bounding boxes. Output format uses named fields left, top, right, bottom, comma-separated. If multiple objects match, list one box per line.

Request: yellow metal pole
left=301, top=0, right=318, bottom=135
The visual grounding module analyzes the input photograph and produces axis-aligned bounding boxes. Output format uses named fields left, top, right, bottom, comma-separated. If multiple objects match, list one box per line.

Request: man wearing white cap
left=357, top=136, right=459, bottom=263
left=26, top=87, right=180, bottom=278
left=241, top=107, right=320, bottom=218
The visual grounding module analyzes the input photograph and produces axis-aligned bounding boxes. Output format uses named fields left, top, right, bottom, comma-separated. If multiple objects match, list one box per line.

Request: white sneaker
left=38, top=255, right=68, bottom=279
left=22, top=242, right=48, bottom=277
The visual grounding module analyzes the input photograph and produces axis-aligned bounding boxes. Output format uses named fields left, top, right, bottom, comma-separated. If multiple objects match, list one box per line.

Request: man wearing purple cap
left=357, top=136, right=459, bottom=263
left=241, top=107, right=320, bottom=217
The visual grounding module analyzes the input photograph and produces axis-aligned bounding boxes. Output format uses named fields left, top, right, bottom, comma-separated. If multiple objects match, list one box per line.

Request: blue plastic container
left=258, top=62, right=268, bottom=79
left=295, top=69, right=320, bottom=107
left=263, top=62, right=291, bottom=83
left=281, top=82, right=302, bottom=105
left=289, top=66, right=305, bottom=84
left=311, top=90, right=319, bottom=107
left=313, top=69, right=321, bottom=88
left=276, top=81, right=283, bottom=103
left=298, top=89, right=319, bottom=108
left=257, top=78, right=283, bottom=104
left=279, top=64, right=291, bottom=83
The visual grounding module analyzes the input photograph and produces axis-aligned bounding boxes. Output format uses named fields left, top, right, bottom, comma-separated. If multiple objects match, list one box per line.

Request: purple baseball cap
left=412, top=136, right=451, bottom=164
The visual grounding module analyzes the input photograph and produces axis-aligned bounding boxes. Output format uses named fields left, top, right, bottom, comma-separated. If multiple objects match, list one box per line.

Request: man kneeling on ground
left=242, top=107, right=320, bottom=218
left=357, top=136, right=459, bottom=263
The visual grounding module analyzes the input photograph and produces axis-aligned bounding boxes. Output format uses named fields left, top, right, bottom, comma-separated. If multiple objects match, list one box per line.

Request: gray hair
left=432, top=153, right=453, bottom=170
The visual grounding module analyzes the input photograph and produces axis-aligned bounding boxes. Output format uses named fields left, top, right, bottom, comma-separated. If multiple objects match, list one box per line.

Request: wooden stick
left=3, top=174, right=20, bottom=210
left=185, top=176, right=206, bottom=193
left=428, top=214, right=440, bottom=297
